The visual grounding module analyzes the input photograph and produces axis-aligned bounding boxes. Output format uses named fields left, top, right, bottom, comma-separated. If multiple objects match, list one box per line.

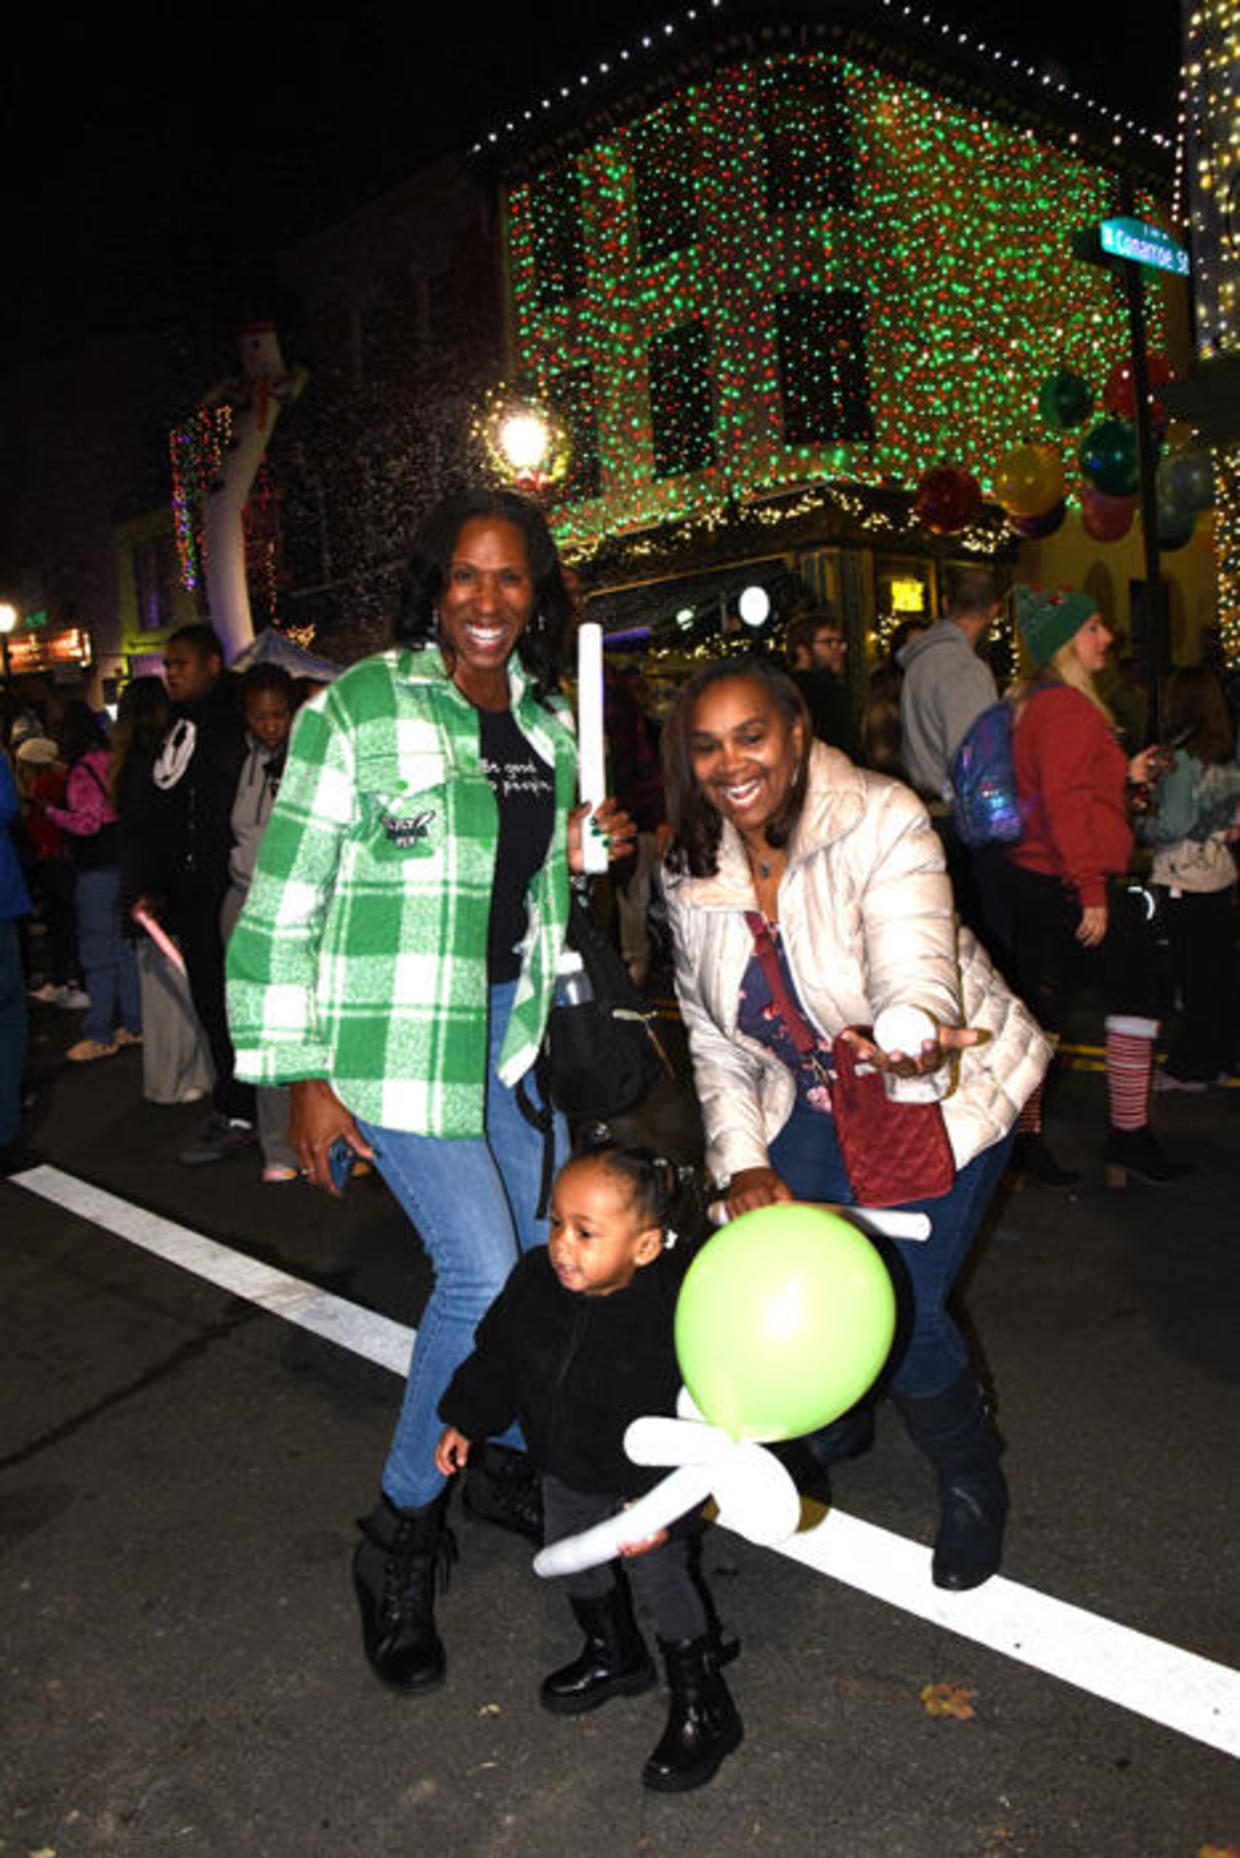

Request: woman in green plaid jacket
left=227, top=489, right=631, bottom=1695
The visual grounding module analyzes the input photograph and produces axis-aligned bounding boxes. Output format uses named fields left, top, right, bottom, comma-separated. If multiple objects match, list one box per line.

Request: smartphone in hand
left=328, top=1136, right=360, bottom=1195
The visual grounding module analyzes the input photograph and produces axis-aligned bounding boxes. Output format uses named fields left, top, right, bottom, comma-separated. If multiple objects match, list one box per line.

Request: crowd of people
left=2, top=491, right=1237, bottom=1793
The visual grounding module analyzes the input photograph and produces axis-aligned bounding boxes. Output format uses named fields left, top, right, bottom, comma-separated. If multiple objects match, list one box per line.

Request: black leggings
left=542, top=1474, right=708, bottom=1643
left=1009, top=864, right=1159, bottom=1034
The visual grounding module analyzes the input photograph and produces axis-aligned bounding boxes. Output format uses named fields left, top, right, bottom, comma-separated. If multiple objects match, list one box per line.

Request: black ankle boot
left=641, top=1636, right=743, bottom=1793
left=352, top=1490, right=456, bottom=1692
left=1011, top=1132, right=1082, bottom=1189
left=1103, top=1125, right=1192, bottom=1187
left=894, top=1371, right=1007, bottom=1592
left=463, top=1441, right=544, bottom=1544
left=540, top=1590, right=657, bottom=1715
left=802, top=1403, right=876, bottom=1468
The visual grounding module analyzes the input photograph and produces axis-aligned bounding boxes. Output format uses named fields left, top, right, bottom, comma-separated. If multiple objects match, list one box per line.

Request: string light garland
left=1181, top=0, right=1239, bottom=657
left=507, top=51, right=1165, bottom=564
left=169, top=406, right=232, bottom=593
left=471, top=0, right=1169, bottom=158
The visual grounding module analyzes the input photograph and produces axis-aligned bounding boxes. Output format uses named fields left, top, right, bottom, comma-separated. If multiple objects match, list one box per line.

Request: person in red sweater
left=1006, top=587, right=1186, bottom=1187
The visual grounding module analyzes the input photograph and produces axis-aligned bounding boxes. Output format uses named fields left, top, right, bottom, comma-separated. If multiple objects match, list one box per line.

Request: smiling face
left=547, top=1159, right=663, bottom=1298
left=1066, top=612, right=1112, bottom=679
left=435, top=516, right=536, bottom=705
left=688, top=675, right=806, bottom=851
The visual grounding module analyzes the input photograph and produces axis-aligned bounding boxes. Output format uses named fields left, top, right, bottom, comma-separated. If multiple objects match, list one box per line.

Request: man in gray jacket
left=898, top=567, right=1000, bottom=804
left=898, top=567, right=1012, bottom=971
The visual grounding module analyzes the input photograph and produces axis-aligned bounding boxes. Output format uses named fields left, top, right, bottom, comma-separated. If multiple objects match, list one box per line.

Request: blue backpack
left=949, top=702, right=1022, bottom=848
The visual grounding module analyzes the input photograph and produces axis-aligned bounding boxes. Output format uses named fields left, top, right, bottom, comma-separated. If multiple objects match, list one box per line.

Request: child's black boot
left=352, top=1489, right=456, bottom=1692
left=540, top=1589, right=657, bottom=1714
left=641, top=1635, right=743, bottom=1792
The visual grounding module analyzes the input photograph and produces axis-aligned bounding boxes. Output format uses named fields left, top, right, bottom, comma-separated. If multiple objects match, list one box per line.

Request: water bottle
left=555, top=951, right=593, bottom=1007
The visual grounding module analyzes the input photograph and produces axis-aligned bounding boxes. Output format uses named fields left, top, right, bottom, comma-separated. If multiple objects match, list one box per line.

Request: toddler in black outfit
left=436, top=1145, right=741, bottom=1791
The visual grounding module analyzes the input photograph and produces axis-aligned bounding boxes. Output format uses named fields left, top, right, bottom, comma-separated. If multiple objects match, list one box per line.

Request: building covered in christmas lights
left=482, top=0, right=1212, bottom=675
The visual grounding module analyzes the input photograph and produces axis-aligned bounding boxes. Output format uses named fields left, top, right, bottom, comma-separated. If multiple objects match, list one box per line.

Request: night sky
left=6, top=0, right=1182, bottom=357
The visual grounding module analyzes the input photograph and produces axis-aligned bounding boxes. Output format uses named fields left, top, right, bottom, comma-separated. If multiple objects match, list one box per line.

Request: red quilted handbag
left=830, top=1029, right=955, bottom=1207
left=743, top=912, right=954, bottom=1207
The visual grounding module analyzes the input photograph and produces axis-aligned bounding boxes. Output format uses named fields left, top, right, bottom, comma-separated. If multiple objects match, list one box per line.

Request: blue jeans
left=769, top=1101, right=1014, bottom=1398
left=76, top=867, right=141, bottom=1046
left=359, top=980, right=567, bottom=1509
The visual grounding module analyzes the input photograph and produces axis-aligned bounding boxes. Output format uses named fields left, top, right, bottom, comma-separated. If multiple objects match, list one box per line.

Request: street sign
left=1099, top=216, right=1190, bottom=278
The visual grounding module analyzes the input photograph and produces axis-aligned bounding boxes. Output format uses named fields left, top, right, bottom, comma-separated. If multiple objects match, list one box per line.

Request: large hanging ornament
left=1102, top=352, right=1174, bottom=431
left=913, top=463, right=983, bottom=534
left=1007, top=498, right=1066, bottom=539
left=1078, top=420, right=1139, bottom=498
left=1158, top=446, right=1215, bottom=514
left=992, top=444, right=1065, bottom=518
left=1080, top=486, right=1138, bottom=542
left=1037, top=368, right=1094, bottom=431
left=1154, top=487, right=1197, bottom=551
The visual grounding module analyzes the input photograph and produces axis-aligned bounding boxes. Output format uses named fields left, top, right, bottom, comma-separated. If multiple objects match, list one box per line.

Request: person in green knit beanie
left=1005, top=586, right=1188, bottom=1188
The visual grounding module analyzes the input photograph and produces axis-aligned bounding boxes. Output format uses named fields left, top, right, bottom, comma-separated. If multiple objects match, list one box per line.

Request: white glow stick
left=575, top=619, right=608, bottom=874
left=707, top=1198, right=931, bottom=1242
left=133, top=908, right=187, bottom=977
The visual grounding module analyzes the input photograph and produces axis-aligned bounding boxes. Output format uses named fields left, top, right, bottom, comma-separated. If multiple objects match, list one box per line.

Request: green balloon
left=674, top=1205, right=897, bottom=1443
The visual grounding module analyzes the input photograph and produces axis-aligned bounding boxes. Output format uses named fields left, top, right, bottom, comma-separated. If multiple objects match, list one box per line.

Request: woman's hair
left=58, top=699, right=107, bottom=766
left=662, top=657, right=812, bottom=878
left=395, top=487, right=571, bottom=704
left=1009, top=632, right=1114, bottom=725
left=1162, top=664, right=1236, bottom=765
left=566, top=1141, right=705, bottom=1254
left=241, top=662, right=296, bottom=707
left=109, top=676, right=169, bottom=800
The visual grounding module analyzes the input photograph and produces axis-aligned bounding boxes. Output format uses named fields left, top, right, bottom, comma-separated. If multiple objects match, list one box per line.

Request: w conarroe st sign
left=1099, top=216, right=1190, bottom=278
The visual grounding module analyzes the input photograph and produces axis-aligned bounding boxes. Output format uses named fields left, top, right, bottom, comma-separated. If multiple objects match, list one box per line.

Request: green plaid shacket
left=226, top=645, right=578, bottom=1138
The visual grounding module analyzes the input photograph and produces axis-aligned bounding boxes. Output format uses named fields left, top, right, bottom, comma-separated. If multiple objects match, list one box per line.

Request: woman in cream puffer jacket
left=661, top=659, right=1052, bottom=1595
left=666, top=745, right=1050, bottom=1187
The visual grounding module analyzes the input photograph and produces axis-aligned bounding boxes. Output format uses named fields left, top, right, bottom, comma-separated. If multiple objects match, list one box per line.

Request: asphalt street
left=2, top=988, right=1238, bottom=1858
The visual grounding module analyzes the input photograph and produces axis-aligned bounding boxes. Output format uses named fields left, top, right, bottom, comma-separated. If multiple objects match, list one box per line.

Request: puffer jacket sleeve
left=666, top=882, right=776, bottom=1184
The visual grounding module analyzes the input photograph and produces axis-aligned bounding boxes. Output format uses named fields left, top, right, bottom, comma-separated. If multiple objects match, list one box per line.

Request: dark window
left=649, top=321, right=715, bottom=478
left=133, top=531, right=178, bottom=632
left=528, top=161, right=586, bottom=308
left=630, top=104, right=697, bottom=263
left=762, top=77, right=855, bottom=214
left=548, top=364, right=602, bottom=501
left=776, top=289, right=872, bottom=444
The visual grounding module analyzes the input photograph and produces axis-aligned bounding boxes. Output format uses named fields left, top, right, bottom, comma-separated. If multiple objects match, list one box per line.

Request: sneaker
left=29, top=981, right=62, bottom=1003
left=114, top=1027, right=143, bottom=1047
left=1153, top=1070, right=1208, bottom=1094
left=66, top=1038, right=119, bottom=1062
left=178, top=1114, right=257, bottom=1166
left=59, top=988, right=91, bottom=1011
left=261, top=1163, right=299, bottom=1184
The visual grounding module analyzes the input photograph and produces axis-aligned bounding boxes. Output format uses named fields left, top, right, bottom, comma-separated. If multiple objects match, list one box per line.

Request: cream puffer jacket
left=664, top=743, right=1052, bottom=1188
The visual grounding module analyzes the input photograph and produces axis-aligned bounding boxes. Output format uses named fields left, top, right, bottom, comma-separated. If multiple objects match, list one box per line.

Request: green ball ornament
left=1038, top=367, right=1094, bottom=431
left=674, top=1204, right=897, bottom=1443
left=1078, top=418, right=1139, bottom=497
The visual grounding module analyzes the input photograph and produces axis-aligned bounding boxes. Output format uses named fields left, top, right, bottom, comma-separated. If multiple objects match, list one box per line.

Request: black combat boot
left=540, top=1588, right=658, bottom=1715
left=640, top=1635, right=743, bottom=1792
left=893, top=1370, right=1008, bottom=1592
left=352, top=1490, right=456, bottom=1692
left=463, top=1441, right=544, bottom=1544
